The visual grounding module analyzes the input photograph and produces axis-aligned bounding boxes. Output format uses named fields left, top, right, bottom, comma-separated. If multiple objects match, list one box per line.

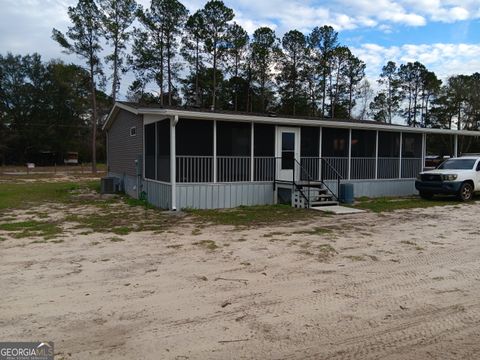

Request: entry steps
left=277, top=180, right=339, bottom=208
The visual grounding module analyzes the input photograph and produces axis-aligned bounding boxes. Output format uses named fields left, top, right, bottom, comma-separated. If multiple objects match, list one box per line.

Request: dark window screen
left=156, top=120, right=170, bottom=182
left=176, top=119, right=213, bottom=155
left=217, top=121, right=251, bottom=156
left=351, top=130, right=376, bottom=157
left=378, top=131, right=400, bottom=157
left=254, top=124, right=274, bottom=156
left=322, top=128, right=349, bottom=157
left=144, top=123, right=156, bottom=179
left=402, top=133, right=422, bottom=158
left=301, top=127, right=319, bottom=157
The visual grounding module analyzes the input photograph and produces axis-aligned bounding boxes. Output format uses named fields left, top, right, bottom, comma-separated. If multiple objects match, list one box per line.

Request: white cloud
left=352, top=42, right=480, bottom=81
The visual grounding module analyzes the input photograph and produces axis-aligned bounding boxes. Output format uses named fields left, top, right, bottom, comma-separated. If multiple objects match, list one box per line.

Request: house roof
left=103, top=101, right=480, bottom=137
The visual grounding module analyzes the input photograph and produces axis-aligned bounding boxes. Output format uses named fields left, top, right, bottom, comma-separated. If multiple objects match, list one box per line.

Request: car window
left=476, top=161, right=480, bottom=171
left=437, top=159, right=476, bottom=170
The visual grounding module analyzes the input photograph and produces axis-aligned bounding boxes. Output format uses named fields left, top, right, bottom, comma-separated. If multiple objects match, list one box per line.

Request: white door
left=276, top=127, right=301, bottom=182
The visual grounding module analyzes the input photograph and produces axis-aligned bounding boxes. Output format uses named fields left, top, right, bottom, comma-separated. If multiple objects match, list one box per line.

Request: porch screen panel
left=378, top=131, right=400, bottom=179
left=402, top=133, right=422, bottom=178
left=156, top=120, right=170, bottom=182
left=217, top=121, right=251, bottom=182
left=301, top=127, right=319, bottom=180
left=254, top=124, right=275, bottom=181
left=144, top=123, right=156, bottom=180
left=322, top=128, right=349, bottom=179
left=176, top=119, right=213, bottom=183
left=351, top=130, right=376, bottom=179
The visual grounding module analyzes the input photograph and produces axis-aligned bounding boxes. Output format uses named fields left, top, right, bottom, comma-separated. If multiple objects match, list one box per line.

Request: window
left=402, top=133, right=422, bottom=158
left=130, top=126, right=137, bottom=136
left=144, top=123, right=156, bottom=180
left=281, top=132, right=295, bottom=169
left=322, top=128, right=349, bottom=157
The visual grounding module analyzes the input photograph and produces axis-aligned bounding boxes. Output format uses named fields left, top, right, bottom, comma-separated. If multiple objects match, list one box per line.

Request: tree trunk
left=167, top=35, right=172, bottom=106
left=112, top=40, right=119, bottom=102
left=89, top=63, right=97, bottom=174
left=212, top=42, right=217, bottom=110
left=195, top=39, right=200, bottom=107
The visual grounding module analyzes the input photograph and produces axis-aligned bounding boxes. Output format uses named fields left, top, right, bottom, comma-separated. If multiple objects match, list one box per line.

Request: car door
left=475, top=160, right=480, bottom=190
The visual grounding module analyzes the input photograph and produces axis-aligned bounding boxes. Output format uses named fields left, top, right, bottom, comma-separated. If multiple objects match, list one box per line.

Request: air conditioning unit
left=101, top=177, right=120, bottom=194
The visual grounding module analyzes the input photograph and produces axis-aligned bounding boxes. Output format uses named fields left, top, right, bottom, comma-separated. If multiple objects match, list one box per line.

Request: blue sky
left=1, top=0, right=479, bottom=97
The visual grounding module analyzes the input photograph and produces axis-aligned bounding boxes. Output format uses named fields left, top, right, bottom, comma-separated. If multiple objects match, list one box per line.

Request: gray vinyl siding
left=107, top=109, right=143, bottom=177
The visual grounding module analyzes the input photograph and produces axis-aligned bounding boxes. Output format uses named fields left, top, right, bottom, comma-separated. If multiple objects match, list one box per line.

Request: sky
left=1, top=0, right=479, bottom=99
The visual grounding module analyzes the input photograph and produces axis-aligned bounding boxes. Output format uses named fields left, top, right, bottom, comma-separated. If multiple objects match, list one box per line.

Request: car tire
left=419, top=191, right=434, bottom=200
left=458, top=182, right=474, bottom=202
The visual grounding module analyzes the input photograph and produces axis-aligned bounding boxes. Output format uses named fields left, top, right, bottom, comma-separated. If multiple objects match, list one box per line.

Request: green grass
left=185, top=204, right=317, bottom=227
left=0, top=220, right=63, bottom=239
left=293, top=227, right=333, bottom=236
left=193, top=239, right=219, bottom=250
left=353, top=196, right=466, bottom=213
left=0, top=180, right=101, bottom=211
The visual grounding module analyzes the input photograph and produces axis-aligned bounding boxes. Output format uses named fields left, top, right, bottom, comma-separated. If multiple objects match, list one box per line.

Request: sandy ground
left=1, top=203, right=480, bottom=359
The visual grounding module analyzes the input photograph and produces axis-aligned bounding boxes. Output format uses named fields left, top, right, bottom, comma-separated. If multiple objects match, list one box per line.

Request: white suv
left=415, top=156, right=480, bottom=201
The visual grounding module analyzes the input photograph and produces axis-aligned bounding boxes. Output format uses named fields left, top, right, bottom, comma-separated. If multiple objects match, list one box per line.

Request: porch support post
left=213, top=120, right=217, bottom=182
left=399, top=132, right=403, bottom=179
left=348, top=128, right=352, bottom=180
left=318, top=127, right=322, bottom=181
left=251, top=122, right=254, bottom=181
left=421, top=133, right=427, bottom=170
left=375, top=130, right=379, bottom=180
left=170, top=115, right=178, bottom=210
left=454, top=134, right=459, bottom=157
left=154, top=122, right=158, bottom=179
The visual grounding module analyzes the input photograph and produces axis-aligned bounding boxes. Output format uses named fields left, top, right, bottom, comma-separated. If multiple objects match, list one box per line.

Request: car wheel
left=419, top=191, right=433, bottom=200
left=458, top=182, right=474, bottom=201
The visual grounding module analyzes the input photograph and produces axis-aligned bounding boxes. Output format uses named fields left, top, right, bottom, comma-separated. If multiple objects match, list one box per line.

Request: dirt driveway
left=1, top=198, right=480, bottom=359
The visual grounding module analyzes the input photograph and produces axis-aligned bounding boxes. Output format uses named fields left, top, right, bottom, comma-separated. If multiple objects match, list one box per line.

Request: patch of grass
left=294, top=226, right=333, bottom=236
left=345, top=255, right=365, bottom=261
left=0, top=220, right=63, bottom=239
left=185, top=204, right=317, bottom=227
left=110, top=236, right=124, bottom=242
left=112, top=226, right=133, bottom=235
left=401, top=240, right=417, bottom=246
left=191, top=228, right=202, bottom=236
left=317, top=244, right=337, bottom=261
left=123, top=196, right=155, bottom=209
left=354, top=196, right=465, bottom=213
left=193, top=240, right=218, bottom=250
left=0, top=236, right=6, bottom=242
left=263, top=231, right=289, bottom=238
left=166, top=244, right=183, bottom=249
left=0, top=181, right=99, bottom=210
left=50, top=239, right=64, bottom=244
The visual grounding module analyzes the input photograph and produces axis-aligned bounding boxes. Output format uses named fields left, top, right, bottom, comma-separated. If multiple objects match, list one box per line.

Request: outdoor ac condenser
left=101, top=177, right=120, bottom=194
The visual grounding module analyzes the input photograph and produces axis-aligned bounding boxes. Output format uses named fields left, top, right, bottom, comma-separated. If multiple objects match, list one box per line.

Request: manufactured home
left=103, top=102, right=479, bottom=210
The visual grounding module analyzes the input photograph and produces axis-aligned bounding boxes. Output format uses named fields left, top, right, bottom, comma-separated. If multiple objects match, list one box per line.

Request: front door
left=276, top=127, right=300, bottom=182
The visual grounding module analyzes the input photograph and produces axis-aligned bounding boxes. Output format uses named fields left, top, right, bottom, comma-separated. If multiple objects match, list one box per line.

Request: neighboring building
left=103, top=101, right=479, bottom=210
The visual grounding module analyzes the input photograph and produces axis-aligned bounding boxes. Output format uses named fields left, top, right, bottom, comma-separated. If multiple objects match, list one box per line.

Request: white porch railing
left=254, top=157, right=275, bottom=181
left=176, top=156, right=213, bottom=183
left=174, top=155, right=422, bottom=183
left=401, top=158, right=423, bottom=179
left=323, top=157, right=349, bottom=180
left=217, top=156, right=251, bottom=182
left=377, top=157, right=400, bottom=179
left=351, top=157, right=376, bottom=179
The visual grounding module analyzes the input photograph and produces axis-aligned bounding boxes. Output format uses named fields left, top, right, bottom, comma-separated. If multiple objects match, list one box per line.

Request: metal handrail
left=274, top=156, right=343, bottom=205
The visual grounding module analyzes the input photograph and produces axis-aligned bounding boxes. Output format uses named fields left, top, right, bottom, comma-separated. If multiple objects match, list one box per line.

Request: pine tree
left=52, top=0, right=104, bottom=173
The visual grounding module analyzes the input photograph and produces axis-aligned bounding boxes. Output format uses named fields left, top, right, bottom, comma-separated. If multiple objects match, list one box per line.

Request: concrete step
left=310, top=200, right=339, bottom=207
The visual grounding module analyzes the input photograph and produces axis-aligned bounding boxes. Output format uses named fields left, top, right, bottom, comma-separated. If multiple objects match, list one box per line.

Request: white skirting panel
left=176, top=182, right=274, bottom=209
left=142, top=179, right=172, bottom=209
left=325, top=179, right=417, bottom=198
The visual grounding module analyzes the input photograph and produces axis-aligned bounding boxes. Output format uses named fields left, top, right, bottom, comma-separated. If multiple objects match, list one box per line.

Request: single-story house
left=103, top=101, right=479, bottom=210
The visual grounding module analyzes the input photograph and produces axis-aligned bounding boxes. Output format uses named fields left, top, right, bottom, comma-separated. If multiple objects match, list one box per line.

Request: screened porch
left=143, top=118, right=425, bottom=185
